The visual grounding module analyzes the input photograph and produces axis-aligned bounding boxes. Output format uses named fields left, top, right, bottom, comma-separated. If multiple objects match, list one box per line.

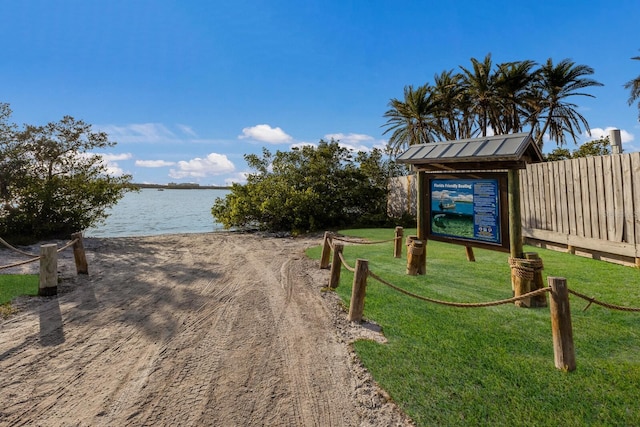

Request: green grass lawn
left=0, top=274, right=39, bottom=318
left=307, top=228, right=640, bottom=426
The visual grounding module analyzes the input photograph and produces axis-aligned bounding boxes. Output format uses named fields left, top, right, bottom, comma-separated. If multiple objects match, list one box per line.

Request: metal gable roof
left=396, top=133, right=543, bottom=171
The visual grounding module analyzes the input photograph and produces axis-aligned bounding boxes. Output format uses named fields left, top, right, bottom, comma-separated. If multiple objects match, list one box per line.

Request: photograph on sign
left=430, top=178, right=501, bottom=245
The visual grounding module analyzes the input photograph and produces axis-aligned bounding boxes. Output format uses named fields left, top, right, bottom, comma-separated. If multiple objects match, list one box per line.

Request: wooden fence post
left=406, top=239, right=425, bottom=276
left=39, top=244, right=58, bottom=296
left=348, top=259, right=368, bottom=322
left=320, top=232, right=332, bottom=269
left=394, top=226, right=403, bottom=258
left=329, top=243, right=344, bottom=289
left=71, top=232, right=88, bottom=275
left=548, top=276, right=576, bottom=372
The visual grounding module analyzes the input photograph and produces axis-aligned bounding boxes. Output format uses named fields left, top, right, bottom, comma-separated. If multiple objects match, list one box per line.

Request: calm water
left=85, top=188, right=230, bottom=237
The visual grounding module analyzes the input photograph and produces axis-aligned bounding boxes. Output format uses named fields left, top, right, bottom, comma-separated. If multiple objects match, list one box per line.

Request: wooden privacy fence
left=520, top=153, right=640, bottom=264
left=0, top=232, right=88, bottom=296
left=320, top=231, right=640, bottom=372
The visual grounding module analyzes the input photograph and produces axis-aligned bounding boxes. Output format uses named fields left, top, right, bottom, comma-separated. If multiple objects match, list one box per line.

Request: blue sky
left=2, top=1, right=640, bottom=185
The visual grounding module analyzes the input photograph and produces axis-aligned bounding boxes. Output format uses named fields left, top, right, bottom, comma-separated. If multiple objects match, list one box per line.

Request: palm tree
left=494, top=60, right=538, bottom=134
left=624, top=54, right=640, bottom=120
left=382, top=84, right=438, bottom=157
left=460, top=54, right=499, bottom=137
left=530, top=58, right=603, bottom=149
left=432, top=70, right=476, bottom=140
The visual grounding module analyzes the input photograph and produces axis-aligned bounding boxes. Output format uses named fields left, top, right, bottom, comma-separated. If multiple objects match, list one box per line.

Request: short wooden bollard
left=348, top=259, right=368, bottom=322
left=548, top=276, right=576, bottom=372
left=71, top=232, right=88, bottom=275
left=39, top=244, right=58, bottom=296
left=512, top=253, right=546, bottom=308
left=329, top=243, right=344, bottom=289
left=320, top=231, right=332, bottom=269
left=406, top=239, right=424, bottom=276
left=526, top=252, right=547, bottom=307
left=393, top=226, right=403, bottom=258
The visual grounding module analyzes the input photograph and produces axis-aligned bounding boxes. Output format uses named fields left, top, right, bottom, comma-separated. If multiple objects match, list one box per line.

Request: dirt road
left=0, top=233, right=412, bottom=426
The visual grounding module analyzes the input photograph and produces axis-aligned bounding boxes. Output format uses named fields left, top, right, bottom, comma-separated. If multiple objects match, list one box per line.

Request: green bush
left=212, top=140, right=399, bottom=233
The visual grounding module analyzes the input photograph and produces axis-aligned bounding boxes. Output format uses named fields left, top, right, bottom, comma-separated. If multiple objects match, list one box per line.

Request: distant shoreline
left=133, top=183, right=232, bottom=190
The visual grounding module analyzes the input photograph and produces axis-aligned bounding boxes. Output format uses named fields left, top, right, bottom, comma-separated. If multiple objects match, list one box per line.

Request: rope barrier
left=367, top=269, right=551, bottom=308
left=568, top=289, right=640, bottom=312
left=57, top=238, right=78, bottom=253
left=337, top=251, right=355, bottom=273
left=0, top=237, right=39, bottom=258
left=0, top=256, right=41, bottom=270
left=330, top=234, right=400, bottom=245
left=0, top=237, right=79, bottom=271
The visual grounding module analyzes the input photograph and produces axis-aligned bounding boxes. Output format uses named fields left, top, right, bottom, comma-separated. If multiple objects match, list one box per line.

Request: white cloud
left=177, top=124, right=198, bottom=137
left=587, top=127, right=635, bottom=144
left=99, top=123, right=176, bottom=143
left=101, top=153, right=133, bottom=161
left=169, top=153, right=235, bottom=179
left=239, top=124, right=292, bottom=144
left=136, top=160, right=176, bottom=168
left=82, top=152, right=131, bottom=177
left=224, top=172, right=249, bottom=186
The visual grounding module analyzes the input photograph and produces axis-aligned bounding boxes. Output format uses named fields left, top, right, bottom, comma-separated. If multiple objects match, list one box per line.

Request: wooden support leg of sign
left=465, top=246, right=475, bottom=262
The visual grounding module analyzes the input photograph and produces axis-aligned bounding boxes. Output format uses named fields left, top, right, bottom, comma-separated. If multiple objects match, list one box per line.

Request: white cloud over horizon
left=169, top=153, right=235, bottom=179
left=239, top=124, right=292, bottom=144
left=136, top=160, right=176, bottom=168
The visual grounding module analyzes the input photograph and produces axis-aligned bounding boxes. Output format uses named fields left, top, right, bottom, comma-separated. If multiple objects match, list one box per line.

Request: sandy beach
left=0, top=232, right=413, bottom=426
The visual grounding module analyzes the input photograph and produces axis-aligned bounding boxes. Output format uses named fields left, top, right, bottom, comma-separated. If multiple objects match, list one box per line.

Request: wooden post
left=567, top=245, right=576, bottom=255
left=416, top=170, right=427, bottom=274
left=512, top=257, right=533, bottom=307
left=508, top=168, right=523, bottom=292
left=548, top=276, right=576, bottom=372
left=329, top=243, right=344, bottom=289
left=525, top=252, right=547, bottom=307
left=348, top=259, right=368, bottom=322
left=320, top=231, right=332, bottom=269
left=465, top=246, right=475, bottom=262
left=39, top=244, right=58, bottom=296
left=71, top=232, right=88, bottom=275
left=406, top=239, right=424, bottom=276
left=393, top=226, right=403, bottom=258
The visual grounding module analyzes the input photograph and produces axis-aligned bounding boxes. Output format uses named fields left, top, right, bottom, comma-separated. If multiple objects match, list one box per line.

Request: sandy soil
left=0, top=232, right=414, bottom=426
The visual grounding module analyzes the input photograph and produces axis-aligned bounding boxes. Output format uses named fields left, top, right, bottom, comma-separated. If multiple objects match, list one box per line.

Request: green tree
left=545, top=147, right=573, bottom=161
left=0, top=112, right=135, bottom=239
left=624, top=53, right=640, bottom=120
left=460, top=53, right=499, bottom=137
left=572, top=136, right=612, bottom=157
left=531, top=58, right=603, bottom=149
left=211, top=141, right=395, bottom=233
left=382, top=84, right=438, bottom=156
left=545, top=136, right=613, bottom=161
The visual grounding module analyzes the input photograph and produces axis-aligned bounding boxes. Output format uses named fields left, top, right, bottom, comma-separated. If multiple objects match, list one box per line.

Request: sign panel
left=429, top=176, right=506, bottom=249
